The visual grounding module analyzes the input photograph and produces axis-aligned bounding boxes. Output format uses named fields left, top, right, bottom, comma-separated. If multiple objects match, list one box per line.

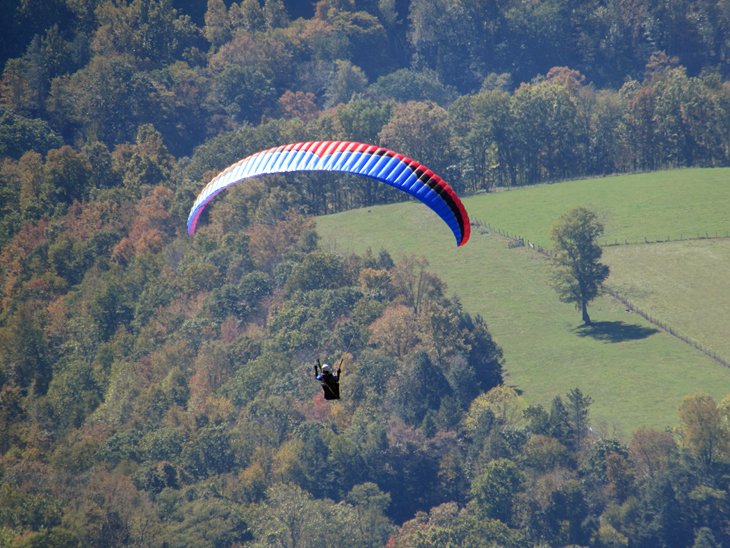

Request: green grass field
left=605, top=239, right=730, bottom=362
left=316, top=168, right=730, bottom=435
left=466, top=168, right=730, bottom=247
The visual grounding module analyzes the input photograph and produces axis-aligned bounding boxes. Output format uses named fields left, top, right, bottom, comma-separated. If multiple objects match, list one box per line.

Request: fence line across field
left=474, top=220, right=730, bottom=249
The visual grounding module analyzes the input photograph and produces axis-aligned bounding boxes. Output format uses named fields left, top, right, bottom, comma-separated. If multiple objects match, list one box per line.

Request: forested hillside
left=1, top=0, right=729, bottom=546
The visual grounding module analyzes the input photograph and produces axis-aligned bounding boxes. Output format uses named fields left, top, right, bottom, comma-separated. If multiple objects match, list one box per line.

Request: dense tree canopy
left=0, top=0, right=729, bottom=545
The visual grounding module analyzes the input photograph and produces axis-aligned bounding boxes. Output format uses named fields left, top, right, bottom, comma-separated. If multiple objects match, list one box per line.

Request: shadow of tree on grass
left=574, top=321, right=659, bottom=342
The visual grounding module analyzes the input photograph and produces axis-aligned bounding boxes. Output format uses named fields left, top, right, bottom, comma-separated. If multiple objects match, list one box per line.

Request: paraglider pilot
left=314, top=359, right=341, bottom=400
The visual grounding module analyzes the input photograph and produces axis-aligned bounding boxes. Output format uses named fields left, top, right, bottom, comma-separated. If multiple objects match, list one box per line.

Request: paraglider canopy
left=187, top=140, right=470, bottom=247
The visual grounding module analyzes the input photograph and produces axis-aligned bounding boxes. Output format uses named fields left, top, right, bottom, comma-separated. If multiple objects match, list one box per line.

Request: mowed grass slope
left=605, top=239, right=730, bottom=361
left=316, top=168, right=730, bottom=435
left=466, top=168, right=730, bottom=248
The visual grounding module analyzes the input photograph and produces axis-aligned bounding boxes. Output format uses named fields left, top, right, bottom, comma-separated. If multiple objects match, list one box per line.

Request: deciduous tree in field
left=549, top=207, right=609, bottom=325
